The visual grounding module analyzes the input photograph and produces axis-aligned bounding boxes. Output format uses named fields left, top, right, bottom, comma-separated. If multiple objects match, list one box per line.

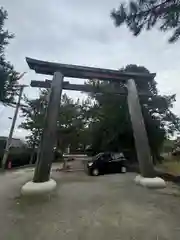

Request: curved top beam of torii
left=26, top=57, right=156, bottom=82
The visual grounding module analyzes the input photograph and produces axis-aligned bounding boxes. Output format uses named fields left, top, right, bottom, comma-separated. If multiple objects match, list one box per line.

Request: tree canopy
left=20, top=90, right=90, bottom=153
left=111, top=0, right=180, bottom=43
left=0, top=7, right=19, bottom=104
left=86, top=65, right=180, bottom=161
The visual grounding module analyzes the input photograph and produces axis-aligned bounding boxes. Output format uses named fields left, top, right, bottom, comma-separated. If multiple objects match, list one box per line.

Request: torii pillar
left=127, top=79, right=165, bottom=188
left=21, top=72, right=64, bottom=195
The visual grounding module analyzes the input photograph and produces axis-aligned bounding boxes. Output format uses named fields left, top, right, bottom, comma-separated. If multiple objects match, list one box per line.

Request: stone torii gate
left=21, top=58, right=165, bottom=195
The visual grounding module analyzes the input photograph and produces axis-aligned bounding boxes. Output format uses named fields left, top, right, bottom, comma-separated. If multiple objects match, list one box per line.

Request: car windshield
left=114, top=153, right=124, bottom=158
left=93, top=153, right=104, bottom=160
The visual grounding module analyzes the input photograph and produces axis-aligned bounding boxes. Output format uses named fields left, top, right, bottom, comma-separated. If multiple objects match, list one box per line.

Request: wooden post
left=33, top=72, right=63, bottom=182
left=127, top=79, right=155, bottom=178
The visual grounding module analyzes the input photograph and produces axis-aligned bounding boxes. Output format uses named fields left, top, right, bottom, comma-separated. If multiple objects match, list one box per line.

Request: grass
left=159, top=154, right=180, bottom=176
left=162, top=161, right=180, bottom=176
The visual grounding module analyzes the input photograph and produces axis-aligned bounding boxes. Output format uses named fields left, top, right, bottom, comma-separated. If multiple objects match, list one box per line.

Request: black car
left=87, top=152, right=127, bottom=176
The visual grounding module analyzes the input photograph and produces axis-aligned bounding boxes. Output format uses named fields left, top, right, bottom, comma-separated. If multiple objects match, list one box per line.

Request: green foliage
left=86, top=64, right=180, bottom=162
left=19, top=89, right=47, bottom=148
left=111, top=0, right=180, bottom=43
left=56, top=94, right=85, bottom=152
left=162, top=138, right=174, bottom=153
left=0, top=7, right=19, bottom=104
left=20, top=90, right=89, bottom=152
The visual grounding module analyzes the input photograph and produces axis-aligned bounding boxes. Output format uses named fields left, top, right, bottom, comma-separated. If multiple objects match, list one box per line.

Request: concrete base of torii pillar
left=134, top=175, right=166, bottom=188
left=21, top=179, right=57, bottom=196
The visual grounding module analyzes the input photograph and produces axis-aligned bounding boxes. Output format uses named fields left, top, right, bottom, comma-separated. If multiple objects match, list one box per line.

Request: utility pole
left=1, top=85, right=26, bottom=170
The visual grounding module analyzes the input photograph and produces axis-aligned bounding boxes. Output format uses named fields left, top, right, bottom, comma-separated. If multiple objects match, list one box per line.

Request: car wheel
left=92, top=168, right=99, bottom=176
left=121, top=167, right=126, bottom=173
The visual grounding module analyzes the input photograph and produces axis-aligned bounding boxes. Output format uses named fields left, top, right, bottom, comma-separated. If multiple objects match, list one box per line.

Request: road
left=0, top=159, right=180, bottom=240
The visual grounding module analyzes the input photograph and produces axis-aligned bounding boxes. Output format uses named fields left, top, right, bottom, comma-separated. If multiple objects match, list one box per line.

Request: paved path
left=0, top=161, right=180, bottom=240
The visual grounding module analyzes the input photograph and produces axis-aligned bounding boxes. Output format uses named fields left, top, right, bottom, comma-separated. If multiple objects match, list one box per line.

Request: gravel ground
left=0, top=161, right=180, bottom=240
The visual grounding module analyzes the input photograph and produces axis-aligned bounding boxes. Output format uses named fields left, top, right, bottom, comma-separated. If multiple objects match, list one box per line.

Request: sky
left=0, top=0, right=180, bottom=139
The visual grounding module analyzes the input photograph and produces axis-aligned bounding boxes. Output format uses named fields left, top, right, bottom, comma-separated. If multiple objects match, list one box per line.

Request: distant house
left=0, top=136, right=26, bottom=148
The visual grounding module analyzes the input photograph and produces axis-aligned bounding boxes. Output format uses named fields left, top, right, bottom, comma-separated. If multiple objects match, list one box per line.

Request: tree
left=19, top=90, right=48, bottom=163
left=86, top=64, right=180, bottom=162
left=20, top=90, right=87, bottom=154
left=56, top=94, right=85, bottom=152
left=0, top=7, right=19, bottom=104
left=20, top=89, right=48, bottom=148
left=111, top=0, right=180, bottom=43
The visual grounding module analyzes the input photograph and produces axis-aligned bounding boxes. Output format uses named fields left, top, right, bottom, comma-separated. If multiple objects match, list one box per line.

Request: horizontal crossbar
left=30, top=80, right=155, bottom=97
left=27, top=57, right=156, bottom=82
left=31, top=80, right=127, bottom=94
